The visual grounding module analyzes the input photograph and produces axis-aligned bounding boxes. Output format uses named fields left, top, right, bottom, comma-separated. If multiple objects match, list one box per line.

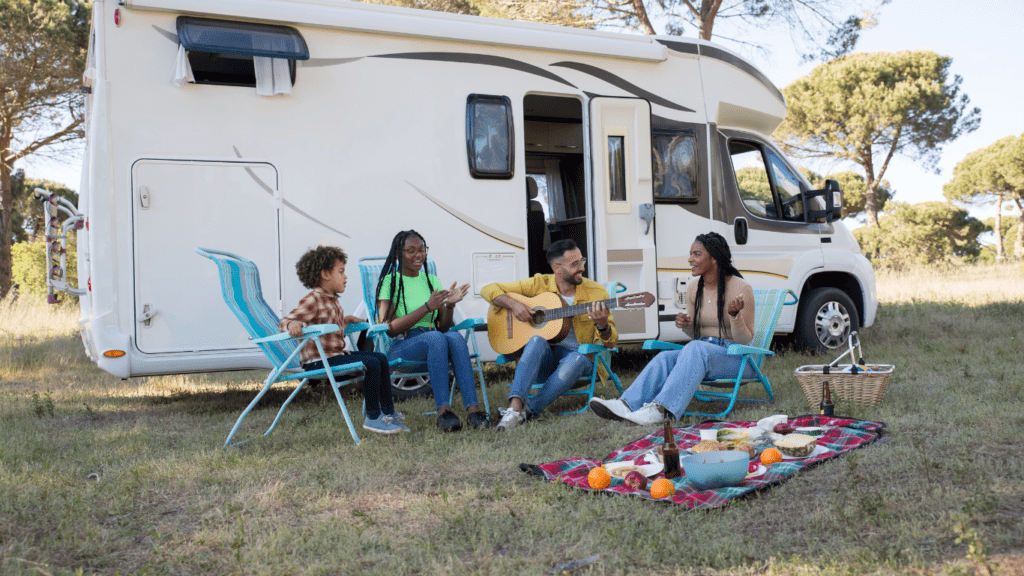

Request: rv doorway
left=523, top=95, right=584, bottom=276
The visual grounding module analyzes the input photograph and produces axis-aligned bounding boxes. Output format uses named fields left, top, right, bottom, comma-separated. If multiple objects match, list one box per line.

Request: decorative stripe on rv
left=370, top=52, right=577, bottom=88
left=405, top=181, right=524, bottom=249
left=549, top=61, right=695, bottom=113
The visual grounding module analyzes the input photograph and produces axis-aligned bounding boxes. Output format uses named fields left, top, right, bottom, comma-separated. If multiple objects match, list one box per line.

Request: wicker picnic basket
left=794, top=332, right=894, bottom=409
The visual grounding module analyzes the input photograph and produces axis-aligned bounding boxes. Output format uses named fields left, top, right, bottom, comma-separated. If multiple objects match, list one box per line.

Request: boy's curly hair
left=295, top=246, right=347, bottom=290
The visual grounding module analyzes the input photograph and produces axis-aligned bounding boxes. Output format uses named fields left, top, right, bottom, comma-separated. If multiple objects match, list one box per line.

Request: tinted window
left=176, top=17, right=305, bottom=87
left=766, top=149, right=805, bottom=221
left=653, top=131, right=698, bottom=201
left=466, top=95, right=514, bottom=179
left=728, top=139, right=806, bottom=222
left=608, top=136, right=626, bottom=202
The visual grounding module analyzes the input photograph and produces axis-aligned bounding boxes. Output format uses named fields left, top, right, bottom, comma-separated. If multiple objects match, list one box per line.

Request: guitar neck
left=545, top=297, right=620, bottom=321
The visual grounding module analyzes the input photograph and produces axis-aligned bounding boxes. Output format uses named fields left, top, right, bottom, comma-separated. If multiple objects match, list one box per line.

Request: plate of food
left=604, top=458, right=664, bottom=478
left=746, top=463, right=768, bottom=478
left=781, top=444, right=829, bottom=460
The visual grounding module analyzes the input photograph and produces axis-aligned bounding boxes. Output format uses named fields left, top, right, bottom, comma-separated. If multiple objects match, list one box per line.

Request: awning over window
left=176, top=16, right=309, bottom=61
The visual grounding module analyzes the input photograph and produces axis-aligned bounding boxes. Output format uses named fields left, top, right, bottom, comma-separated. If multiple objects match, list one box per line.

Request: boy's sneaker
left=588, top=397, right=632, bottom=422
left=467, top=410, right=490, bottom=430
left=381, top=413, right=410, bottom=433
left=363, top=415, right=402, bottom=435
left=495, top=407, right=526, bottom=431
left=437, top=410, right=463, bottom=432
left=623, top=402, right=665, bottom=426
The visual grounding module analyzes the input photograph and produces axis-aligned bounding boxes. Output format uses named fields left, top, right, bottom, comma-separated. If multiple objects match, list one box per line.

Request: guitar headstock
left=617, top=292, right=655, bottom=308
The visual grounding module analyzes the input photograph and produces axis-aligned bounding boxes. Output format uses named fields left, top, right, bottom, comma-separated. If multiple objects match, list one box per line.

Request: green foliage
left=853, top=201, right=987, bottom=267
left=8, top=171, right=78, bottom=243
left=734, top=166, right=773, bottom=205
left=944, top=133, right=1024, bottom=205
left=800, top=168, right=894, bottom=219
left=775, top=50, right=981, bottom=226
left=11, top=236, right=77, bottom=300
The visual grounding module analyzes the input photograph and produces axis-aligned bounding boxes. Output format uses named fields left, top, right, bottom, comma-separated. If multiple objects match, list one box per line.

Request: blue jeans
left=620, top=339, right=754, bottom=419
left=388, top=328, right=479, bottom=411
left=509, top=335, right=593, bottom=416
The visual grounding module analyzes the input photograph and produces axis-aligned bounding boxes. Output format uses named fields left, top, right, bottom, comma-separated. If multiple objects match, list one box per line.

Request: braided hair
left=374, top=230, right=440, bottom=327
left=691, top=232, right=743, bottom=340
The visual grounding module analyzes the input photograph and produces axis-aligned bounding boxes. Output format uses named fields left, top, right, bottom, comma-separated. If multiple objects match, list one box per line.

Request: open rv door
left=588, top=97, right=659, bottom=340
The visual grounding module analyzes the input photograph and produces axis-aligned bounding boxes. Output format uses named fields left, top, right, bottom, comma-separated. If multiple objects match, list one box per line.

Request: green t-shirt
left=378, top=272, right=442, bottom=329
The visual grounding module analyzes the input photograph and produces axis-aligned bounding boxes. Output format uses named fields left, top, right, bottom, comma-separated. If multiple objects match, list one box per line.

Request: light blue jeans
left=388, top=328, right=479, bottom=410
left=620, top=339, right=754, bottom=419
left=509, top=335, right=593, bottom=416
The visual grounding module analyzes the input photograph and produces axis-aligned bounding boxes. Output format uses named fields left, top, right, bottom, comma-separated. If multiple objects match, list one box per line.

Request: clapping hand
left=445, top=281, right=470, bottom=306
left=727, top=294, right=744, bottom=318
left=426, top=288, right=450, bottom=312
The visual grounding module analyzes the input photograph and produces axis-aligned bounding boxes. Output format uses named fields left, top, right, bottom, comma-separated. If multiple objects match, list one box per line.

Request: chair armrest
left=451, top=317, right=486, bottom=332
left=643, top=340, right=684, bottom=351
left=344, top=322, right=370, bottom=335
left=579, top=343, right=618, bottom=355
left=366, top=323, right=390, bottom=337
left=725, top=343, right=774, bottom=357
left=253, top=324, right=340, bottom=343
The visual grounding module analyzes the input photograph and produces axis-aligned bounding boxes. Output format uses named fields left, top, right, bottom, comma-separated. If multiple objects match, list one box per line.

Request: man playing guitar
left=481, top=239, right=617, bottom=431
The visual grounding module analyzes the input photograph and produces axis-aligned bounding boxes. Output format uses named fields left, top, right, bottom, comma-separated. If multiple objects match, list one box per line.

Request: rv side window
left=653, top=130, right=699, bottom=202
left=466, top=95, right=514, bottom=179
left=176, top=17, right=309, bottom=88
left=728, top=140, right=806, bottom=222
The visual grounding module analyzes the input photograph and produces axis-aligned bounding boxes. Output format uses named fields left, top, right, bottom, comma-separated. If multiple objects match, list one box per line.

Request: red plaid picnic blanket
left=521, top=415, right=885, bottom=509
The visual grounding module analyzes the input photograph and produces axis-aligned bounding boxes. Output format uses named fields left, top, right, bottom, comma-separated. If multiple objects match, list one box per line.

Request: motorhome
left=63, top=0, right=877, bottom=390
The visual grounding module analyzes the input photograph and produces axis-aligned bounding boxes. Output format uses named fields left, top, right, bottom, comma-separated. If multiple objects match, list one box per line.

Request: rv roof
left=123, top=0, right=673, bottom=62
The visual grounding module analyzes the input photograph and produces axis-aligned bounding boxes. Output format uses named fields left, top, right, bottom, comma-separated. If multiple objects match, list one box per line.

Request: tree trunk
left=994, top=191, right=1005, bottom=262
left=1015, top=197, right=1024, bottom=262
left=631, top=0, right=657, bottom=35
left=862, top=157, right=880, bottom=228
left=698, top=0, right=722, bottom=40
left=1, top=129, right=13, bottom=298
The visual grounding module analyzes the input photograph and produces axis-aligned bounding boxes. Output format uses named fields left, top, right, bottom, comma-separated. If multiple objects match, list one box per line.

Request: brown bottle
left=662, top=419, right=681, bottom=479
left=819, top=380, right=835, bottom=417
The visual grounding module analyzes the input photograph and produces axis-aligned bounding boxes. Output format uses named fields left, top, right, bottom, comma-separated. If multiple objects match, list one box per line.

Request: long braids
left=375, top=230, right=439, bottom=327
left=691, top=232, right=743, bottom=340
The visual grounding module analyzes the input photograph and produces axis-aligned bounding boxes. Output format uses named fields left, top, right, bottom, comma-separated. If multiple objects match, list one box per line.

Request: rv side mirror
left=805, top=179, right=843, bottom=223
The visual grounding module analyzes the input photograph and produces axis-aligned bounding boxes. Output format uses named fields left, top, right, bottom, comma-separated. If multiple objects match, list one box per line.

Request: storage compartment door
left=588, top=97, right=658, bottom=340
left=132, top=160, right=280, bottom=354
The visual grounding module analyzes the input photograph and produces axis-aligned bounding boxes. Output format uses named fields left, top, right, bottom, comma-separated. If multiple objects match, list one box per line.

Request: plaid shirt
left=279, top=287, right=350, bottom=365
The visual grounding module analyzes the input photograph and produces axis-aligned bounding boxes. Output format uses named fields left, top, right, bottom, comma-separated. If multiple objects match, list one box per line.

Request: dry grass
left=1, top=266, right=1022, bottom=576
left=875, top=262, right=1024, bottom=306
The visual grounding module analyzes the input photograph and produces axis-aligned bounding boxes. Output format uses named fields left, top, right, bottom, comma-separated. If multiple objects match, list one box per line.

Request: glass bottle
left=819, top=380, right=835, bottom=417
left=662, top=419, right=681, bottom=479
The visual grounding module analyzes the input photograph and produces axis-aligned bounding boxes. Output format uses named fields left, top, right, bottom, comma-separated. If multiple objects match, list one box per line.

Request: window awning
left=176, top=16, right=309, bottom=61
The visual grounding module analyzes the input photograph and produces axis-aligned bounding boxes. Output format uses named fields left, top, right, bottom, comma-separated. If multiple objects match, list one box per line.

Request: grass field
left=1, top=264, right=1022, bottom=575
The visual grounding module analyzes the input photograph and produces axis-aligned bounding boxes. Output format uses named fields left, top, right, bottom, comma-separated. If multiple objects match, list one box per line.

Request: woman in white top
left=589, top=232, right=756, bottom=424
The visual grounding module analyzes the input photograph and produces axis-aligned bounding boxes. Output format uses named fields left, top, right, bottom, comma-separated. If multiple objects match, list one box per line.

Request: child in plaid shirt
left=280, top=246, right=409, bottom=435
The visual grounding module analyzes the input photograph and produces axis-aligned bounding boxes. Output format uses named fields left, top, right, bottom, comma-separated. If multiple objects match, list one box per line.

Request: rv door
left=132, top=159, right=280, bottom=354
left=588, top=97, right=658, bottom=340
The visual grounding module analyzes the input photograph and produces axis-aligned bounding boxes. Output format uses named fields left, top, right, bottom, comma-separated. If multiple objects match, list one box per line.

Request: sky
left=15, top=0, right=1024, bottom=230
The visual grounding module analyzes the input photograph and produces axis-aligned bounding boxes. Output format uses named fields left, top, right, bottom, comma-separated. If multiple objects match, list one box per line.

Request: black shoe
left=467, top=410, right=490, bottom=430
left=437, top=410, right=462, bottom=432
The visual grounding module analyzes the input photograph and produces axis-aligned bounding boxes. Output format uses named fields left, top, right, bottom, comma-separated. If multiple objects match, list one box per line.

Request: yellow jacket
left=481, top=274, right=619, bottom=350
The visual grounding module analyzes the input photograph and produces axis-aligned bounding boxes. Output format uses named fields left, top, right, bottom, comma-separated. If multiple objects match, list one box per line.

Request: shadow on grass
left=142, top=379, right=367, bottom=417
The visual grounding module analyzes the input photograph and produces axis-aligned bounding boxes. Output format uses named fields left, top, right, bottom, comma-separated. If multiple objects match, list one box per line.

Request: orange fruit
left=587, top=466, right=611, bottom=490
left=650, top=478, right=676, bottom=499
left=760, top=447, right=783, bottom=465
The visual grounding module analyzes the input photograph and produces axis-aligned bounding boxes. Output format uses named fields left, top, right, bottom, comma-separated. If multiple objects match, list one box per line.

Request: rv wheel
left=793, top=287, right=860, bottom=354
left=391, top=375, right=433, bottom=399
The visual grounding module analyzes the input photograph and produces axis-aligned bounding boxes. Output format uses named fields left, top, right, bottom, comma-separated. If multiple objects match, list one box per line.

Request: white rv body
left=74, top=0, right=876, bottom=378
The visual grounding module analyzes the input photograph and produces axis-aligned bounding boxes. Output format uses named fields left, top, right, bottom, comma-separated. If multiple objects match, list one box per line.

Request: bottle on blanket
left=662, top=419, right=681, bottom=479
left=819, top=380, right=835, bottom=416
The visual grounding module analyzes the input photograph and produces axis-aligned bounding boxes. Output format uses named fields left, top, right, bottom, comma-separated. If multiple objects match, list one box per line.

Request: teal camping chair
left=197, top=248, right=382, bottom=447
left=642, top=288, right=798, bottom=419
left=357, top=256, right=490, bottom=414
left=496, top=282, right=626, bottom=416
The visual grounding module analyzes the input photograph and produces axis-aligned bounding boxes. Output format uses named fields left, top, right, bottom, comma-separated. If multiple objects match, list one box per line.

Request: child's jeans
left=304, top=351, right=395, bottom=419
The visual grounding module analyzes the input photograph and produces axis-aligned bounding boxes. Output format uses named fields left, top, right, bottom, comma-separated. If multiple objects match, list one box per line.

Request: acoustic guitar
left=487, top=291, right=656, bottom=355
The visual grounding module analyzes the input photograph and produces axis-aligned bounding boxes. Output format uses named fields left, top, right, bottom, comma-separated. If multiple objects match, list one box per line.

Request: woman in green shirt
left=375, top=230, right=489, bottom=432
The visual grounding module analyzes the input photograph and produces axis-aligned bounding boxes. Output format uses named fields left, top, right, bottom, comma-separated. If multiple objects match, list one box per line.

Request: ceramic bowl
left=680, top=450, right=748, bottom=490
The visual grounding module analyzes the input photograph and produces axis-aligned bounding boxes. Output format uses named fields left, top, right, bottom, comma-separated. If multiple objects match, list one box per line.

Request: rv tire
left=390, top=374, right=434, bottom=400
left=793, top=287, right=859, bottom=355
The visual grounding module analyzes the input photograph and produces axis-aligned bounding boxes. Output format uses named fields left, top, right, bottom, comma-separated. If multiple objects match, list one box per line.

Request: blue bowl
left=681, top=450, right=749, bottom=490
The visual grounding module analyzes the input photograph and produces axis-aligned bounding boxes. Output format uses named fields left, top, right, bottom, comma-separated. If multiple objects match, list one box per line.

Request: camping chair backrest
left=196, top=247, right=298, bottom=370
left=745, top=288, right=797, bottom=369
left=358, top=256, right=437, bottom=354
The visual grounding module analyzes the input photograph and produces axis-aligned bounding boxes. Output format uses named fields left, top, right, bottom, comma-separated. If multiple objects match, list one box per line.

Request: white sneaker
left=588, top=397, right=632, bottom=422
left=496, top=407, right=527, bottom=431
left=624, top=402, right=665, bottom=426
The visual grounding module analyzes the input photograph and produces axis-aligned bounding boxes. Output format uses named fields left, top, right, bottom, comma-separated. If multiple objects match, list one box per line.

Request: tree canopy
left=0, top=0, right=91, bottom=297
left=774, top=50, right=980, bottom=229
left=853, top=201, right=987, bottom=268
left=943, top=133, right=1024, bottom=261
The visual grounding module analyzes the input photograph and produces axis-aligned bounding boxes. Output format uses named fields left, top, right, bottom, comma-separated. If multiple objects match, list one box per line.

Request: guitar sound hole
left=531, top=310, right=546, bottom=326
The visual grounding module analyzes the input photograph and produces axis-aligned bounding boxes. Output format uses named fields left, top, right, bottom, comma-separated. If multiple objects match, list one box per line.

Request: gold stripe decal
left=657, top=268, right=789, bottom=280
left=406, top=181, right=523, bottom=249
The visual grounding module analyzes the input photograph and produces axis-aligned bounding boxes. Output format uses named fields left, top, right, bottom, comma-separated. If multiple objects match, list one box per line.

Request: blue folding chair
left=642, top=288, right=798, bottom=419
left=357, top=256, right=490, bottom=414
left=496, top=282, right=626, bottom=416
left=197, top=248, right=384, bottom=447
